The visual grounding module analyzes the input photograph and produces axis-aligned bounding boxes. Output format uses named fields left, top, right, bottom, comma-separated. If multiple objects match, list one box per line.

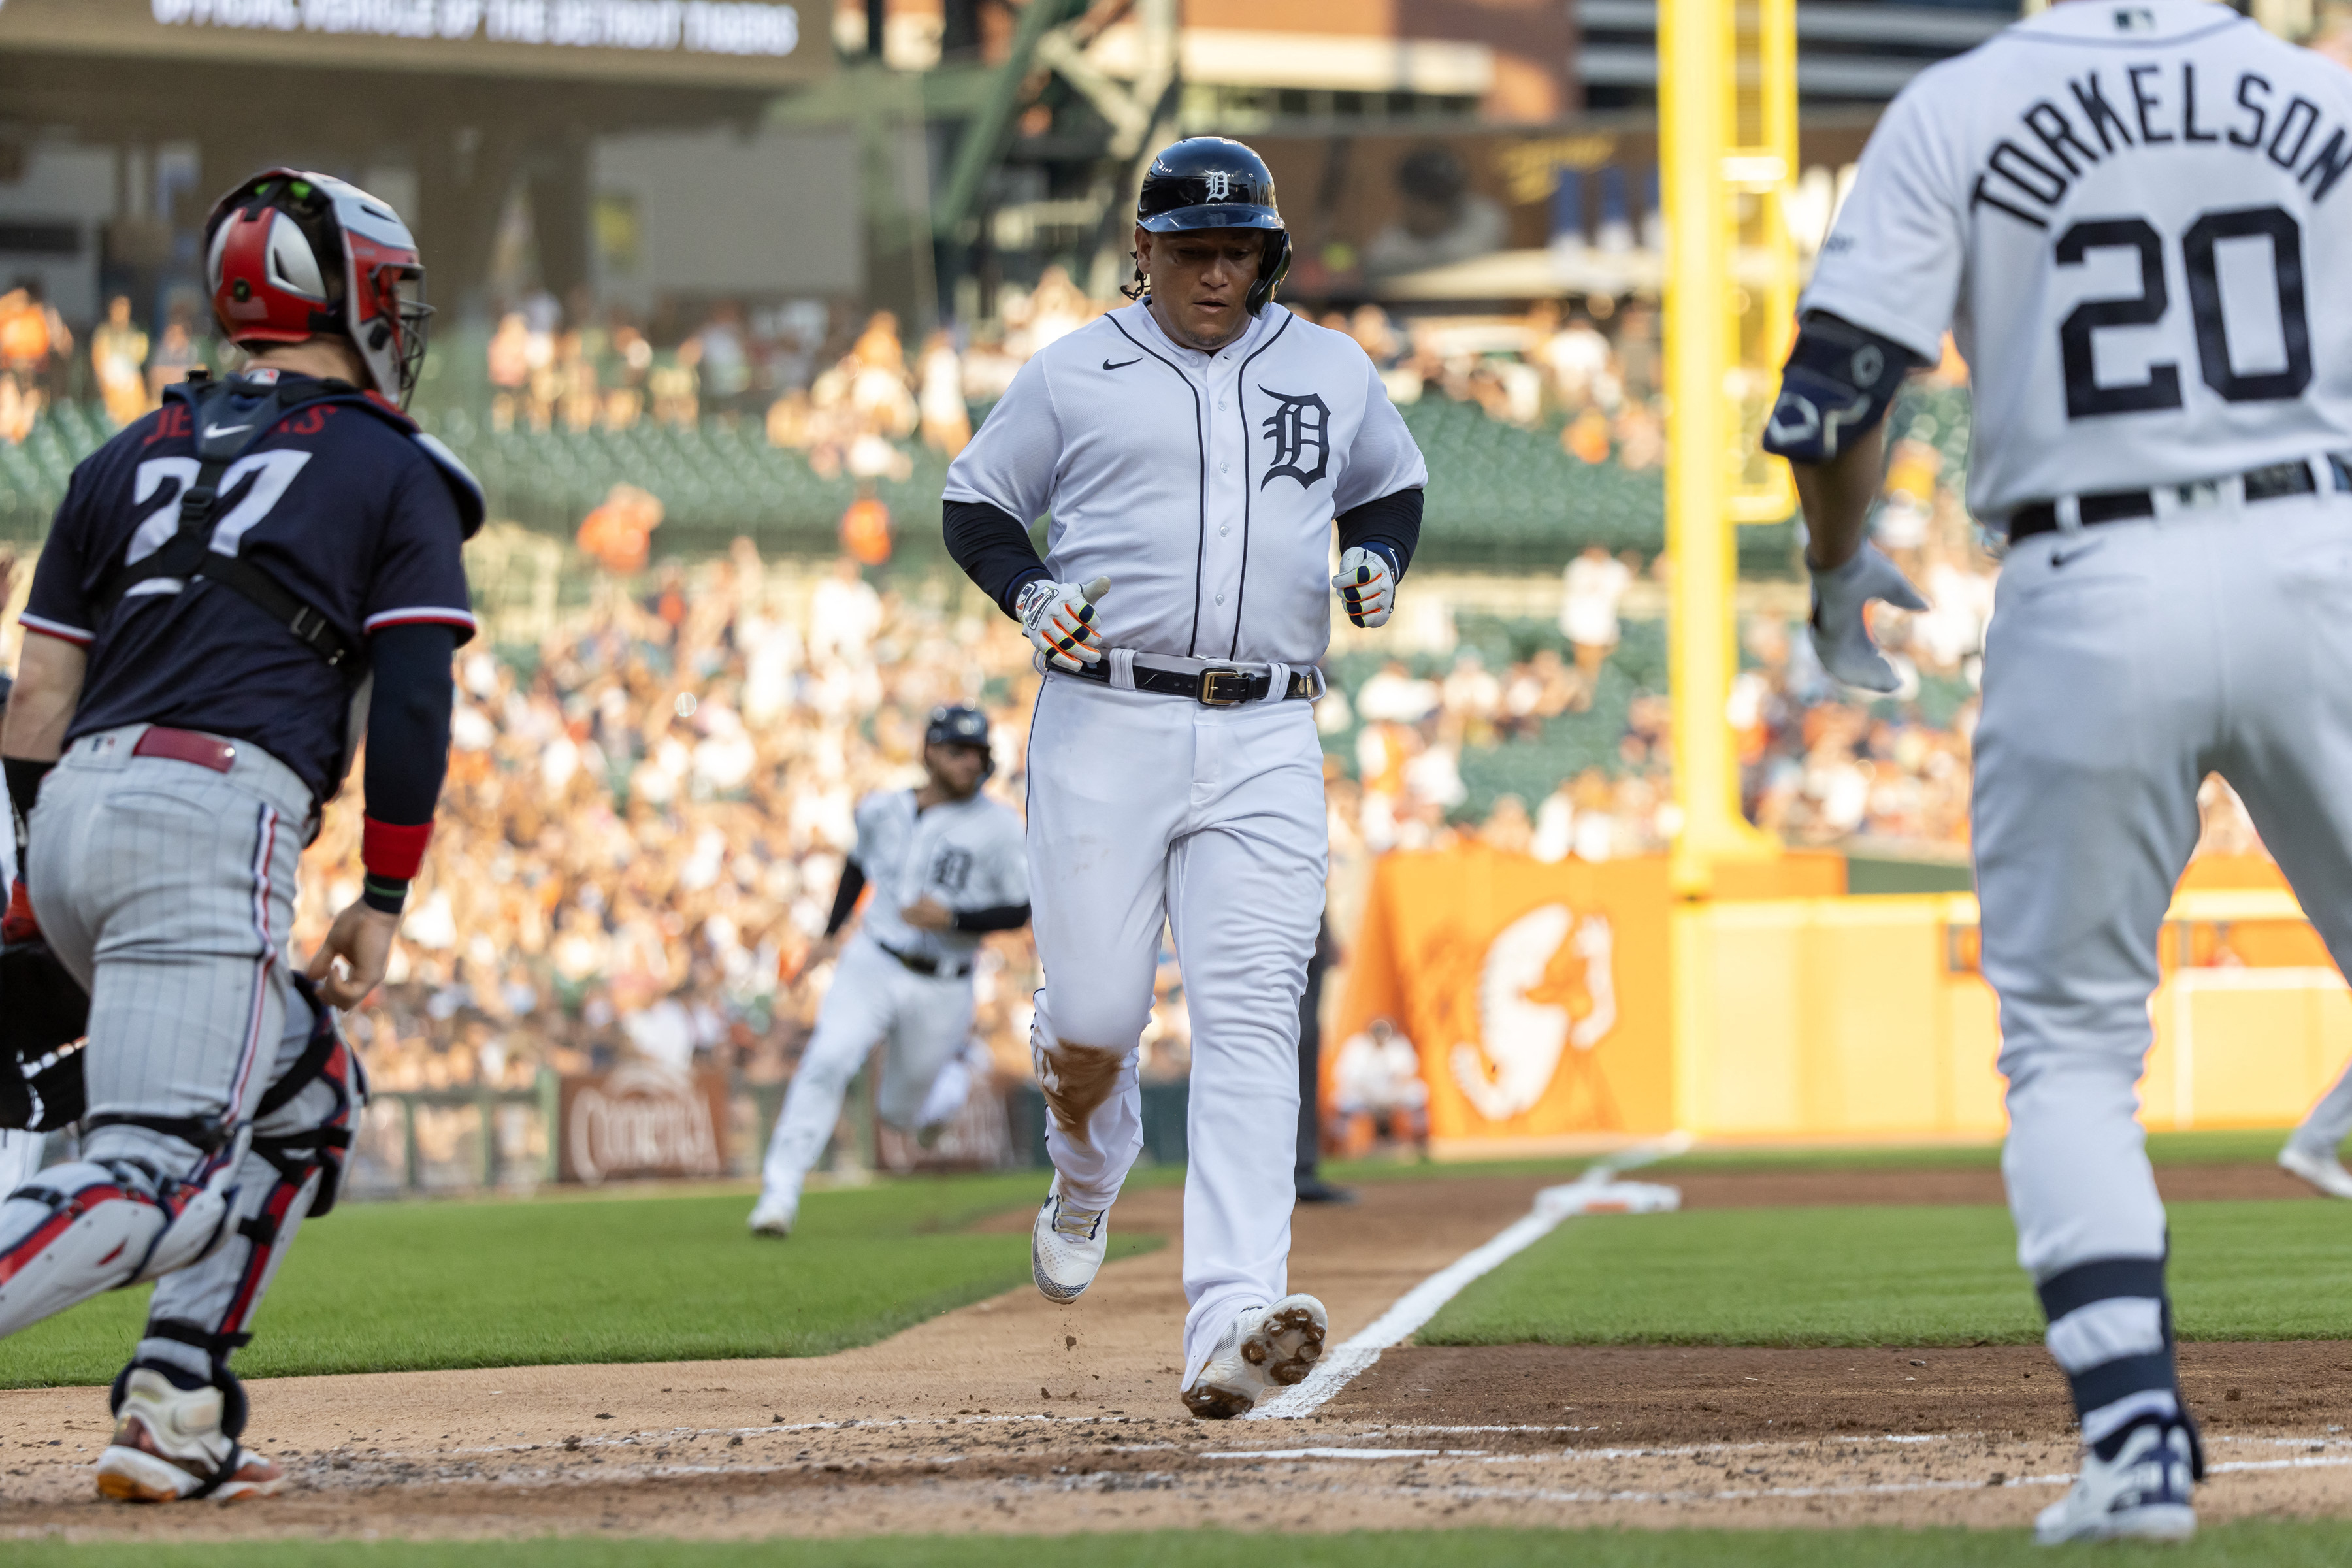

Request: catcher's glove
left=1019, top=576, right=1111, bottom=672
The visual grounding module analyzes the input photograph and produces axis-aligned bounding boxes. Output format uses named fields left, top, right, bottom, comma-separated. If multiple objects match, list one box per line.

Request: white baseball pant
left=2288, top=1056, right=2352, bottom=1158
left=759, top=933, right=977, bottom=1207
left=1024, top=674, right=1326, bottom=1382
left=1976, top=495, right=2352, bottom=1282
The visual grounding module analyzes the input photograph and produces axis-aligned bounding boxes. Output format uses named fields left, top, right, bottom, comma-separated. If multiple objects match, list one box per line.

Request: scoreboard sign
left=0, top=0, right=827, bottom=85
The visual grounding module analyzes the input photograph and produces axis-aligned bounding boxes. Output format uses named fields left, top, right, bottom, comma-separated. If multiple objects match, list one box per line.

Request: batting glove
left=1333, top=546, right=1397, bottom=629
left=1808, top=543, right=1928, bottom=693
left=1018, top=576, right=1111, bottom=672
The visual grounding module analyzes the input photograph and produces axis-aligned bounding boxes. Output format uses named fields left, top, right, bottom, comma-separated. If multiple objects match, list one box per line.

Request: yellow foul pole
left=1661, top=0, right=1788, bottom=898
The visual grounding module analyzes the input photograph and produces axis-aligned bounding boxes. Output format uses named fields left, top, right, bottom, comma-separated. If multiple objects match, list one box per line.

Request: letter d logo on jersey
left=1259, top=389, right=1330, bottom=489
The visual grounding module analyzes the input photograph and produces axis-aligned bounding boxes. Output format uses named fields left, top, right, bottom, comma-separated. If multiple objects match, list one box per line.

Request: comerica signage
left=146, top=0, right=802, bottom=57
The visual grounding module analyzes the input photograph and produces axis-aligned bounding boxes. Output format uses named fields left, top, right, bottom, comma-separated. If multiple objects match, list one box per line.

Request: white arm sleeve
left=1797, top=82, right=1967, bottom=364
left=943, top=354, right=1062, bottom=522
left=1333, top=355, right=1430, bottom=514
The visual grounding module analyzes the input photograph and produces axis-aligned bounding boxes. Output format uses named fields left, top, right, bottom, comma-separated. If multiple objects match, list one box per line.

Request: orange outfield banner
left=1331, top=847, right=1844, bottom=1141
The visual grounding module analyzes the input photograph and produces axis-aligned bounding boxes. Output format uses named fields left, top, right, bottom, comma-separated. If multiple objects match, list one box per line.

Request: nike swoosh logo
left=203, top=423, right=252, bottom=440
left=1102, top=357, right=1141, bottom=371
left=2050, top=540, right=2106, bottom=568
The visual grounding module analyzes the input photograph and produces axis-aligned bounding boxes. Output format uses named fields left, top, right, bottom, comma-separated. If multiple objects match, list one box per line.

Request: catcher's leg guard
left=0, top=1153, right=236, bottom=1335
left=135, top=981, right=362, bottom=1386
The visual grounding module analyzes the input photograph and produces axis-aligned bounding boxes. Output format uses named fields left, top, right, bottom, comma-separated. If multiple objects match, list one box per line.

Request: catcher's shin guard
left=0, top=1158, right=235, bottom=1335
left=138, top=988, right=363, bottom=1376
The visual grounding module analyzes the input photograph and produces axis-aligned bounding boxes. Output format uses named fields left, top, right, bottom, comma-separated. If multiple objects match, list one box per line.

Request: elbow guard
left=1761, top=313, right=1923, bottom=464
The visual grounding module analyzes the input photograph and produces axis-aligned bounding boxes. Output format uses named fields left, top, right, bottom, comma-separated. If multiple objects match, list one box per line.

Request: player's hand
left=901, top=895, right=953, bottom=932
left=1332, top=547, right=1396, bottom=629
left=1807, top=542, right=1928, bottom=693
left=1017, top=576, right=1111, bottom=672
left=1, top=879, right=39, bottom=945
left=305, top=900, right=400, bottom=1009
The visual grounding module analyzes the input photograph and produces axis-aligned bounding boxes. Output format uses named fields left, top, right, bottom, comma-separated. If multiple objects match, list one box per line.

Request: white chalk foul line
left=1246, top=1133, right=1692, bottom=1422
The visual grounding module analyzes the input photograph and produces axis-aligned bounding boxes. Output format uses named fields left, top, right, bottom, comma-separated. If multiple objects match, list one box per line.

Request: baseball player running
left=943, top=137, right=1427, bottom=1417
left=1768, top=0, right=2352, bottom=1539
left=0, top=168, right=477, bottom=1501
left=750, top=705, right=1028, bottom=1236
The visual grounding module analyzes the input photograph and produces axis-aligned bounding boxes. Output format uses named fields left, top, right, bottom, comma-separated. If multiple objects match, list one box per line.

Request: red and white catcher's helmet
left=203, top=168, right=431, bottom=407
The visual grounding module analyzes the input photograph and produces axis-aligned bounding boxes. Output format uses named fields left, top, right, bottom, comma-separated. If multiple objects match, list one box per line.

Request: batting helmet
left=1135, top=137, right=1292, bottom=317
left=925, top=704, right=994, bottom=779
left=203, top=168, right=432, bottom=408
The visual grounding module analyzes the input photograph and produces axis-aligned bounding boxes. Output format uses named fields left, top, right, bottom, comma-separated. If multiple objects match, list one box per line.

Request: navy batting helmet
left=1134, top=137, right=1292, bottom=317
left=925, top=704, right=994, bottom=779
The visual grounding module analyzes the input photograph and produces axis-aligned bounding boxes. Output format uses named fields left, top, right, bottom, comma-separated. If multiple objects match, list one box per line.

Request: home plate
left=1535, top=1179, right=1681, bottom=1217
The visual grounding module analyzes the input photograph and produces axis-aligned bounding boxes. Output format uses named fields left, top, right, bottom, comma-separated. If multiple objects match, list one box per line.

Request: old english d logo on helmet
left=1137, top=137, right=1293, bottom=316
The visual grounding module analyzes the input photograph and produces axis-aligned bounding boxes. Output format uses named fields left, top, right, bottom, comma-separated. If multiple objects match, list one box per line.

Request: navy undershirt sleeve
left=363, top=623, right=457, bottom=827
left=1336, top=488, right=1423, bottom=580
left=826, top=860, right=868, bottom=937
left=943, top=500, right=1050, bottom=619
left=952, top=901, right=1031, bottom=933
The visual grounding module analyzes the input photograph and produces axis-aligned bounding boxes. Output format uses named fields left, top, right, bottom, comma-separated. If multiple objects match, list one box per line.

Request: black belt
left=2010, top=454, right=2352, bottom=542
left=879, top=944, right=970, bottom=979
left=1066, top=657, right=1316, bottom=706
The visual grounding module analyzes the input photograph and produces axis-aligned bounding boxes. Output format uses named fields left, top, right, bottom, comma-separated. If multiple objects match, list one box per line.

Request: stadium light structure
left=1660, top=0, right=1797, bottom=898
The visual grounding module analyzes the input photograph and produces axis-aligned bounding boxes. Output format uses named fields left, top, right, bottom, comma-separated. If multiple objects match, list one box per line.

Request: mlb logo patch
left=2113, top=7, right=2155, bottom=32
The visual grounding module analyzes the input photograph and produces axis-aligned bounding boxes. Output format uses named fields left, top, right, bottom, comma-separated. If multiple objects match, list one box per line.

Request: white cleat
left=747, top=1192, right=798, bottom=1237
left=1182, top=1293, right=1329, bottom=1420
left=1030, top=1184, right=1108, bottom=1302
left=94, top=1368, right=284, bottom=1503
left=2279, top=1143, right=2352, bottom=1200
left=2034, top=1419, right=2198, bottom=1546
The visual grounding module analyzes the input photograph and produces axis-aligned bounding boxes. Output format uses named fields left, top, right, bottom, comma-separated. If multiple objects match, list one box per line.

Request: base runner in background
left=0, top=167, right=477, bottom=1502
left=750, top=706, right=1028, bottom=1237
left=941, top=137, right=1427, bottom=1417
left=1770, top=0, right=2352, bottom=1543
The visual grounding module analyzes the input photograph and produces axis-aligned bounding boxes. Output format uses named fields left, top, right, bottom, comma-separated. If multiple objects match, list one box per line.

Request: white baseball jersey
left=944, top=301, right=1428, bottom=665
left=849, top=787, right=1027, bottom=964
left=1805, top=0, right=2352, bottom=521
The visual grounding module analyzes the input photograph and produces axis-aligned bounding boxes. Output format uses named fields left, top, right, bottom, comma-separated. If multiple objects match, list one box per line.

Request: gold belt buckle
left=1196, top=668, right=1249, bottom=706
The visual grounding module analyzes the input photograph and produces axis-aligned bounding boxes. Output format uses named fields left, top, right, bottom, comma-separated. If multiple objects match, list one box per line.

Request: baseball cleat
left=95, top=1368, right=284, bottom=1503
left=1030, top=1183, right=1109, bottom=1302
left=747, top=1192, right=798, bottom=1237
left=2033, top=1418, right=2197, bottom=1546
left=2278, top=1143, right=2352, bottom=1200
left=1181, top=1293, right=1328, bottom=1419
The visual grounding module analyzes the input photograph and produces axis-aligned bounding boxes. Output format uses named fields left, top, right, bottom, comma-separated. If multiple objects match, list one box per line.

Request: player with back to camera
left=748, top=704, right=1028, bottom=1236
left=941, top=137, right=1428, bottom=1418
left=1767, top=1, right=2352, bottom=1541
left=0, top=168, right=480, bottom=1501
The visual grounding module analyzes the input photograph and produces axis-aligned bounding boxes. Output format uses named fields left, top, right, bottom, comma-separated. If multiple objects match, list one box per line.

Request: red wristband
left=361, top=817, right=434, bottom=879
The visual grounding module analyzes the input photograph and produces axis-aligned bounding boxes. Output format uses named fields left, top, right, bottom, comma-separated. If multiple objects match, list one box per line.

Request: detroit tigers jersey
left=849, top=788, right=1027, bottom=964
left=943, top=301, right=1427, bottom=666
left=25, top=371, right=476, bottom=800
left=1804, top=0, right=2352, bottom=522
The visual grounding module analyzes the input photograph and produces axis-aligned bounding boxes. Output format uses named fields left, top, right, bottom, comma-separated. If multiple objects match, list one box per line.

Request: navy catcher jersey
left=25, top=372, right=476, bottom=800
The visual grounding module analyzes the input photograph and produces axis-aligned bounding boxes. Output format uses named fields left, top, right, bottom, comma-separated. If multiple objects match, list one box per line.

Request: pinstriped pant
left=28, top=725, right=311, bottom=1177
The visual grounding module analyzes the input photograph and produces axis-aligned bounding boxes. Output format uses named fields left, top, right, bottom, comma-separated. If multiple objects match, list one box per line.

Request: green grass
left=12, top=1526, right=2352, bottom=1568
left=1422, top=1200, right=2352, bottom=1348
left=1322, top=1126, right=2295, bottom=1190
left=0, top=1171, right=1163, bottom=1390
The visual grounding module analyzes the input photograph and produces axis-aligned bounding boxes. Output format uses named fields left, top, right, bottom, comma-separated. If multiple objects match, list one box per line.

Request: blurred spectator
left=487, top=311, right=531, bottom=431
left=839, top=489, right=893, bottom=566
left=576, top=483, right=664, bottom=576
left=145, top=297, right=207, bottom=402
left=1364, top=144, right=1509, bottom=276
left=1560, top=545, right=1632, bottom=708
left=90, top=296, right=151, bottom=428
left=917, top=329, right=971, bottom=458
left=1330, top=1018, right=1429, bottom=1158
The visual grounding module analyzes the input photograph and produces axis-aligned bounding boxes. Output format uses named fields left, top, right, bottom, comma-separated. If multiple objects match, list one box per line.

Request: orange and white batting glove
left=1018, top=576, right=1111, bottom=672
left=1332, top=546, right=1396, bottom=629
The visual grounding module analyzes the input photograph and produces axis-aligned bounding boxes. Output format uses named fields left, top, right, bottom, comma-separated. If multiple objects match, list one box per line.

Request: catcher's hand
left=1018, top=576, right=1111, bottom=672
left=1332, top=546, right=1396, bottom=629
left=1808, top=542, right=1927, bottom=693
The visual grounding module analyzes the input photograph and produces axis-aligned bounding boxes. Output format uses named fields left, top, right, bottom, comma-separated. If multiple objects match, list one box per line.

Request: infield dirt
left=4, top=1162, right=2349, bottom=1542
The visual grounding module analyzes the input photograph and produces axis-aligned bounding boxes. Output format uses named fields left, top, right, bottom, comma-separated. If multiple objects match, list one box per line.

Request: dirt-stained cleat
left=2034, top=1418, right=2197, bottom=1545
left=1030, top=1183, right=1109, bottom=1302
left=95, top=1367, right=284, bottom=1503
left=2278, top=1143, right=2352, bottom=1200
left=747, top=1192, right=798, bottom=1238
left=1181, top=1293, right=1328, bottom=1419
